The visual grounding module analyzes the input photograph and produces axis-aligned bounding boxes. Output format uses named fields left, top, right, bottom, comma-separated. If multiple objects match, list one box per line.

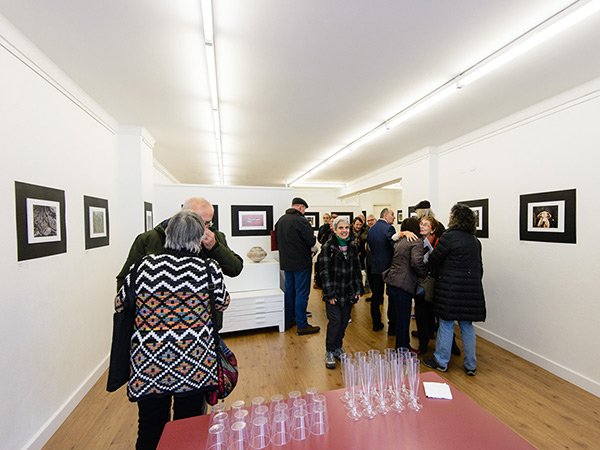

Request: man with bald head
left=116, top=197, right=243, bottom=329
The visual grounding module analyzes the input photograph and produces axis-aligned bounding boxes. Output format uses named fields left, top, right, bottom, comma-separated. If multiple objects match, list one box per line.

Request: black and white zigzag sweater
left=116, top=248, right=230, bottom=401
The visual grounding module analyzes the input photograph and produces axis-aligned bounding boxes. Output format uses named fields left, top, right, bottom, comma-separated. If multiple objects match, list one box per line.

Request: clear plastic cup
left=290, top=409, right=310, bottom=441
left=229, top=421, right=249, bottom=450
left=310, top=404, right=329, bottom=435
left=271, top=413, right=291, bottom=447
left=288, top=390, right=302, bottom=407
left=249, top=416, right=270, bottom=449
left=233, top=409, right=250, bottom=428
left=305, top=387, right=318, bottom=412
left=207, top=423, right=228, bottom=450
left=210, top=411, right=230, bottom=442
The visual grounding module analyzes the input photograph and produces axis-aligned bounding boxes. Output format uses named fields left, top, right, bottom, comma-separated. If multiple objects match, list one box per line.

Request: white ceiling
left=2, top=0, right=600, bottom=187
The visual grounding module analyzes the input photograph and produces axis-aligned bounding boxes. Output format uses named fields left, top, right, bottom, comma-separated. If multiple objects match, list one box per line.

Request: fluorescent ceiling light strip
left=461, top=0, right=600, bottom=86
left=205, top=44, right=219, bottom=110
left=200, top=0, right=214, bottom=43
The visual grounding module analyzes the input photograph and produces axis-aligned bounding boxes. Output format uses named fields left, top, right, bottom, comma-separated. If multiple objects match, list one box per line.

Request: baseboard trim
left=24, top=355, right=109, bottom=450
left=475, top=325, right=599, bottom=397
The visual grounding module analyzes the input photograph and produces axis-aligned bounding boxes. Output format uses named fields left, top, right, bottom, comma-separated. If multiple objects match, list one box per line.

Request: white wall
left=0, top=16, right=132, bottom=449
left=345, top=78, right=600, bottom=396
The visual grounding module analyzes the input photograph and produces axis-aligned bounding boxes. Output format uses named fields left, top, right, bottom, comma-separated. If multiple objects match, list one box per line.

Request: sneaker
left=333, top=348, right=344, bottom=360
left=465, top=367, right=477, bottom=376
left=325, top=351, right=336, bottom=369
left=423, top=358, right=448, bottom=373
left=297, top=324, right=320, bottom=335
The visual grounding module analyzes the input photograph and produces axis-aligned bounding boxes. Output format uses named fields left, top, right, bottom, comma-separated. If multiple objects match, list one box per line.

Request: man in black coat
left=275, top=197, right=320, bottom=335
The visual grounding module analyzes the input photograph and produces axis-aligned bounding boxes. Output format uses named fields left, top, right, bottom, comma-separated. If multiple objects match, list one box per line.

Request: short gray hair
left=333, top=216, right=350, bottom=230
left=165, top=210, right=205, bottom=253
left=380, top=208, right=390, bottom=218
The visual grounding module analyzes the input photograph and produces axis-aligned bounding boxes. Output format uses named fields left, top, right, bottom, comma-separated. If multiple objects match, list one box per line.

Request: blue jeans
left=284, top=268, right=311, bottom=329
left=434, top=319, right=477, bottom=371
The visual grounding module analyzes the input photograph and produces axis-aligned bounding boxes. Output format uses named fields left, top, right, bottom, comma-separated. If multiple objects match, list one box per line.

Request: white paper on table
left=423, top=382, right=453, bottom=399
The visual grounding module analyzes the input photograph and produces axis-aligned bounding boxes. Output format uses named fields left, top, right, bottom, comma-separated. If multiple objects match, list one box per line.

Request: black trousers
left=136, top=392, right=207, bottom=450
left=368, top=274, right=396, bottom=330
left=325, top=301, right=353, bottom=351
left=414, top=295, right=436, bottom=347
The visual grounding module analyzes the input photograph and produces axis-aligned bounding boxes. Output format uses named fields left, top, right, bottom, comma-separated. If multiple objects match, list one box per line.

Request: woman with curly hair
left=423, top=203, right=486, bottom=376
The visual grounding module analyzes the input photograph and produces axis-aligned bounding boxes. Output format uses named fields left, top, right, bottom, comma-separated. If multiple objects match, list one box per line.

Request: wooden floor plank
left=43, top=288, right=600, bottom=449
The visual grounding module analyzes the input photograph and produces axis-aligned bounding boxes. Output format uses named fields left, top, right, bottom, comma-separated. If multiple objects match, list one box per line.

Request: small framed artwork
left=231, top=205, right=274, bottom=237
left=459, top=199, right=489, bottom=239
left=144, top=202, right=153, bottom=232
left=304, top=212, right=320, bottom=230
left=397, top=210, right=403, bottom=224
left=519, top=189, right=576, bottom=243
left=408, top=206, right=416, bottom=217
left=15, top=181, right=67, bottom=261
left=84, top=195, right=109, bottom=249
left=331, top=211, right=354, bottom=224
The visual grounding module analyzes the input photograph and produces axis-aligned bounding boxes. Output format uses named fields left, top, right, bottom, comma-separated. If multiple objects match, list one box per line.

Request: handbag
left=417, top=275, right=436, bottom=302
left=106, top=262, right=140, bottom=392
left=205, top=264, right=239, bottom=406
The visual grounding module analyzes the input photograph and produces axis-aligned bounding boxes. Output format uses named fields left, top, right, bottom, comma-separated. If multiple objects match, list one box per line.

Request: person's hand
left=355, top=294, right=361, bottom=303
left=403, top=230, right=419, bottom=242
left=328, top=299, right=337, bottom=305
left=201, top=228, right=216, bottom=250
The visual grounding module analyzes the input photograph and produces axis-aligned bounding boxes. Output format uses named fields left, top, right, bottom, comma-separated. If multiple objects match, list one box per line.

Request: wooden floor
left=44, top=288, right=600, bottom=449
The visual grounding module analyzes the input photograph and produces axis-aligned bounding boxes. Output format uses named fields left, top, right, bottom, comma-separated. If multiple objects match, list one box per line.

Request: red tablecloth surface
left=158, top=371, right=534, bottom=449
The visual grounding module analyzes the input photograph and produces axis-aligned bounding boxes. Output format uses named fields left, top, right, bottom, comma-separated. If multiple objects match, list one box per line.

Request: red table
left=158, top=372, right=533, bottom=449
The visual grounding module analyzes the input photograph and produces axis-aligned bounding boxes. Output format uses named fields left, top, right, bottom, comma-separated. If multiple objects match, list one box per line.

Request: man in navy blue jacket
left=367, top=208, right=397, bottom=333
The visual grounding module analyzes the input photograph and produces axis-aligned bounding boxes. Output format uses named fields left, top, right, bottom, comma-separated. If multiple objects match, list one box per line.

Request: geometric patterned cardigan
left=115, top=248, right=230, bottom=401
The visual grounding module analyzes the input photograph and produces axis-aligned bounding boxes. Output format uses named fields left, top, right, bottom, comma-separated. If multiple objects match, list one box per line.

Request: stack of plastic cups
left=310, top=394, right=329, bottom=435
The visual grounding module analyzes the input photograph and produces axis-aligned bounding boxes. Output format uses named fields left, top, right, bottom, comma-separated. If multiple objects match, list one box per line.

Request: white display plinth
left=221, top=259, right=284, bottom=333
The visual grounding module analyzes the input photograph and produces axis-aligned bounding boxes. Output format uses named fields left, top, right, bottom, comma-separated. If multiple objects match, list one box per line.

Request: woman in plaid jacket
left=318, top=217, right=364, bottom=369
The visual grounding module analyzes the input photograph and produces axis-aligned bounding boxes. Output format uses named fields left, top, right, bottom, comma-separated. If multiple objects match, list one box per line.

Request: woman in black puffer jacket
left=423, top=203, right=485, bottom=376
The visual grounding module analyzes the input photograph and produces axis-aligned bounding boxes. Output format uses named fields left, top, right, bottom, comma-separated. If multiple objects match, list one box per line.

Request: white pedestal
left=221, top=259, right=285, bottom=333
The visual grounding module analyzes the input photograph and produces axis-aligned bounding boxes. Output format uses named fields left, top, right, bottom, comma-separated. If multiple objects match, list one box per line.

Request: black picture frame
left=519, top=189, right=576, bottom=244
left=144, top=201, right=153, bottom=232
left=15, top=181, right=67, bottom=261
left=84, top=195, right=110, bottom=249
left=231, top=205, right=273, bottom=237
left=331, top=211, right=354, bottom=224
left=397, top=209, right=403, bottom=224
left=459, top=198, right=489, bottom=239
left=212, top=204, right=219, bottom=231
left=304, top=212, right=320, bottom=230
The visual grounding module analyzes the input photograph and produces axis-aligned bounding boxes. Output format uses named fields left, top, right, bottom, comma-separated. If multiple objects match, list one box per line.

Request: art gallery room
left=2, top=1, right=600, bottom=449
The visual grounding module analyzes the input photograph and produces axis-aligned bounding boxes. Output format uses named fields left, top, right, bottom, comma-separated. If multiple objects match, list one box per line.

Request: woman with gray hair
left=113, top=209, right=230, bottom=449
left=318, top=216, right=364, bottom=369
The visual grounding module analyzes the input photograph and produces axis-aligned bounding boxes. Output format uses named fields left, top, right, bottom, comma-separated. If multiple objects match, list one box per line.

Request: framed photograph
left=84, top=195, right=109, bottom=249
left=519, top=189, right=576, bottom=243
left=231, top=205, right=273, bottom=237
left=15, top=181, right=67, bottom=261
left=459, top=198, right=489, bottom=239
left=144, top=201, right=153, bottom=232
left=304, top=212, right=320, bottom=230
left=331, top=211, right=354, bottom=224
left=397, top=209, right=403, bottom=224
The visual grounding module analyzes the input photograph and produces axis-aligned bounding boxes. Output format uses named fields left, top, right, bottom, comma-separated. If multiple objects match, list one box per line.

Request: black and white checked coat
left=318, top=239, right=364, bottom=306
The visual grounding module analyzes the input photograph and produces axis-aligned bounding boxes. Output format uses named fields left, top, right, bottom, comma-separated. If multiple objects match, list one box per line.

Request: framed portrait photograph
left=231, top=205, right=273, bottom=236
left=519, top=189, right=576, bottom=243
left=304, top=212, right=320, bottom=231
left=397, top=209, right=403, bottom=224
left=331, top=211, right=354, bottom=224
left=15, top=181, right=67, bottom=261
left=84, top=195, right=109, bottom=249
left=458, top=198, right=489, bottom=238
left=144, top=201, right=153, bottom=232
